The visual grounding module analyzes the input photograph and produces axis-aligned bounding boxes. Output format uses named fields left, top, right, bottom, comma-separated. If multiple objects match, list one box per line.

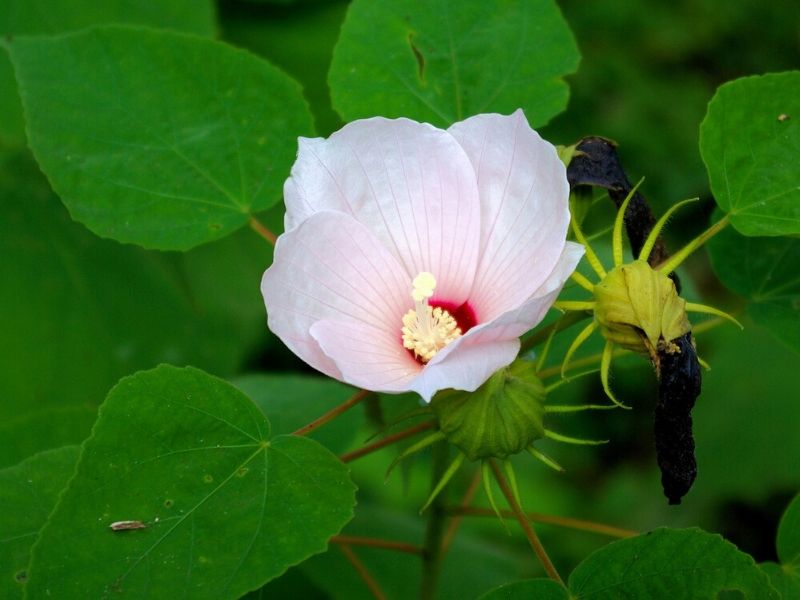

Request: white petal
left=311, top=320, right=420, bottom=392
left=284, top=118, right=482, bottom=305
left=261, top=211, right=412, bottom=382
left=410, top=242, right=584, bottom=402
left=448, top=109, right=571, bottom=321
left=408, top=339, right=521, bottom=402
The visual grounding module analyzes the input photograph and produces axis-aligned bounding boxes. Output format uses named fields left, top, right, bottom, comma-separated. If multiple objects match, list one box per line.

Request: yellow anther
left=412, top=271, right=437, bottom=302
left=402, top=272, right=461, bottom=362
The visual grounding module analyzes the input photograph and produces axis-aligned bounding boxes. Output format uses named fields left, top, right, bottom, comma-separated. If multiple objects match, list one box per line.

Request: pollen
left=402, top=272, right=462, bottom=363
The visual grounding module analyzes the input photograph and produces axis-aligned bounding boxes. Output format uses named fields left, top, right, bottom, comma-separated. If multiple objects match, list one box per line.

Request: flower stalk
left=293, top=389, right=371, bottom=436
left=489, top=460, right=563, bottom=584
left=248, top=215, right=277, bottom=245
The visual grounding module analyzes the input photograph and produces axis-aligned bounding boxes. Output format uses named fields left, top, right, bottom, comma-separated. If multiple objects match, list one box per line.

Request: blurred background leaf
left=707, top=214, right=800, bottom=353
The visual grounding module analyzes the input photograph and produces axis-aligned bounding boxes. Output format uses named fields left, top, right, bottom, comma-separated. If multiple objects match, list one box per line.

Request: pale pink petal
left=311, top=320, right=420, bottom=392
left=261, top=211, right=412, bottom=381
left=408, top=242, right=584, bottom=401
left=408, top=339, right=521, bottom=402
left=284, top=118, right=481, bottom=305
left=448, top=109, right=570, bottom=321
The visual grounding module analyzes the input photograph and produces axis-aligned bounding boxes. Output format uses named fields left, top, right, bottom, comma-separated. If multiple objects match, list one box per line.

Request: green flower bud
left=430, top=360, right=546, bottom=461
left=594, top=259, right=691, bottom=357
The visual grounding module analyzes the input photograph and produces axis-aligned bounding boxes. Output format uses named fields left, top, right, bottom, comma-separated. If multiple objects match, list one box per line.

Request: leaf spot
left=407, top=32, right=425, bottom=82
left=163, top=499, right=174, bottom=509
left=14, top=570, right=27, bottom=584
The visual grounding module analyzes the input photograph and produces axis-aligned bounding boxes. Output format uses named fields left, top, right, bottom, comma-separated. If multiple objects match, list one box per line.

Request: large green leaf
left=8, top=26, right=313, bottom=250
left=328, top=0, right=579, bottom=127
left=568, top=528, right=778, bottom=599
left=233, top=374, right=362, bottom=455
left=699, top=72, right=800, bottom=236
left=25, top=365, right=356, bottom=599
left=707, top=218, right=800, bottom=353
left=0, top=446, right=80, bottom=600
left=0, top=151, right=271, bottom=468
left=477, top=579, right=568, bottom=600
left=0, top=0, right=216, bottom=147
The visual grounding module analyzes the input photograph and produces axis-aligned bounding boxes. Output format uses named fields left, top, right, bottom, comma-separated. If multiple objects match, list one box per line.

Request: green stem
left=489, top=460, right=563, bottom=584
left=420, top=442, right=449, bottom=600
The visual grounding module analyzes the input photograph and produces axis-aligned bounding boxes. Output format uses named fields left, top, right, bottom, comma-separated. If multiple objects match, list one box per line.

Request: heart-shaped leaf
left=8, top=26, right=313, bottom=250
left=329, top=0, right=579, bottom=127
left=699, top=72, right=800, bottom=236
left=25, top=365, right=356, bottom=599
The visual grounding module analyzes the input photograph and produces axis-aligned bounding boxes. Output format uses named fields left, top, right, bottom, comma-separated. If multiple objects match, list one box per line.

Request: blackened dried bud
left=654, top=332, right=701, bottom=504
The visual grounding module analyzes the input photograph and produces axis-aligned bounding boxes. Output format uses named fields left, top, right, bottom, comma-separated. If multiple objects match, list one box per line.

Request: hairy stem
left=420, top=442, right=449, bottom=600
left=248, top=215, right=277, bottom=246
left=446, top=506, right=638, bottom=539
left=293, top=389, right=371, bottom=436
left=339, top=420, right=434, bottom=463
left=489, top=461, right=563, bottom=584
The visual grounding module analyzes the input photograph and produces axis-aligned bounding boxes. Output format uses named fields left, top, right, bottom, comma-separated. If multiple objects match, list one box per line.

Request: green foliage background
left=0, top=0, right=798, bottom=598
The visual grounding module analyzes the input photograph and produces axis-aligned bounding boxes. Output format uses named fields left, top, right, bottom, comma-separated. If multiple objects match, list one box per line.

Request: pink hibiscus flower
left=261, top=110, right=583, bottom=401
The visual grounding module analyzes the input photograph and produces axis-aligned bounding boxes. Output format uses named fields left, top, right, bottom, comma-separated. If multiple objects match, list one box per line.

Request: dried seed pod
left=654, top=332, right=701, bottom=504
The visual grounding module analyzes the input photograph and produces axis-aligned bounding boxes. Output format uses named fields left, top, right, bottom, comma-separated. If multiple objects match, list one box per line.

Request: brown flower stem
left=339, top=420, right=434, bottom=463
left=440, top=467, right=482, bottom=557
left=420, top=442, right=449, bottom=600
left=332, top=535, right=423, bottom=555
left=248, top=215, right=278, bottom=246
left=337, top=544, right=387, bottom=600
left=489, top=460, right=563, bottom=585
left=293, top=389, right=371, bottom=436
left=520, top=311, right=590, bottom=354
left=447, top=506, right=638, bottom=539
